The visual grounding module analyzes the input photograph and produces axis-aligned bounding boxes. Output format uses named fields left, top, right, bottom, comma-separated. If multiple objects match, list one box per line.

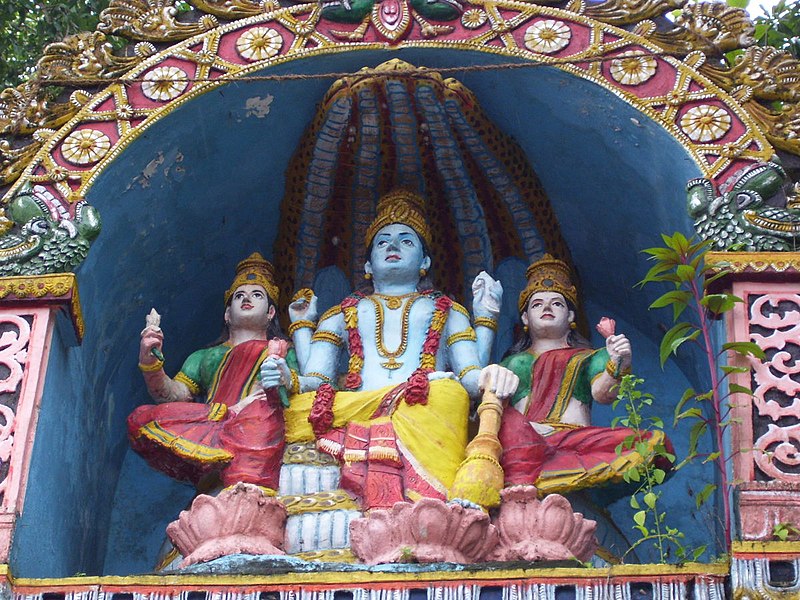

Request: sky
left=748, top=0, right=784, bottom=17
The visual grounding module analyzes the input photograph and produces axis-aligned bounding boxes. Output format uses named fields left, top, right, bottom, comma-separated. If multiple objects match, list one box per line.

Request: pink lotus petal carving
left=350, top=498, right=499, bottom=564
left=491, top=485, right=598, bottom=562
left=166, top=482, right=287, bottom=567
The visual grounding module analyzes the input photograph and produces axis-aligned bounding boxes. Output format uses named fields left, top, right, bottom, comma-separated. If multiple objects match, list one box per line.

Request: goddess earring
left=419, top=268, right=428, bottom=277
left=523, top=325, right=529, bottom=333
left=570, top=322, right=577, bottom=330
left=364, top=272, right=372, bottom=280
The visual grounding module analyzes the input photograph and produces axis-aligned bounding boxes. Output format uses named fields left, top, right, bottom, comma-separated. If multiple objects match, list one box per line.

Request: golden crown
left=365, top=189, right=432, bottom=249
left=518, top=253, right=578, bottom=313
left=225, top=252, right=279, bottom=306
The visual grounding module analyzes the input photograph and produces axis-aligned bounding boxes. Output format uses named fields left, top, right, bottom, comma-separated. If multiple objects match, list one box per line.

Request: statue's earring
left=523, top=325, right=529, bottom=333
left=419, top=268, right=427, bottom=277
left=570, top=322, right=577, bottom=330
left=364, top=272, right=372, bottom=280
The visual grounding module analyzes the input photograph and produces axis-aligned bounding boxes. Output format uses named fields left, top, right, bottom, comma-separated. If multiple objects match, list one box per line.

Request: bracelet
left=139, top=359, right=164, bottom=372
left=288, top=320, right=315, bottom=336
left=312, top=330, right=343, bottom=346
left=474, top=316, right=498, bottom=332
left=307, top=371, right=335, bottom=385
left=447, top=328, right=477, bottom=346
left=605, top=359, right=632, bottom=379
left=458, top=365, right=481, bottom=379
left=288, top=369, right=300, bottom=395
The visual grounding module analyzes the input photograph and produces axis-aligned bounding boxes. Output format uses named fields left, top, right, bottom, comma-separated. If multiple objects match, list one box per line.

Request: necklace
left=368, top=294, right=419, bottom=371
left=373, top=291, right=419, bottom=310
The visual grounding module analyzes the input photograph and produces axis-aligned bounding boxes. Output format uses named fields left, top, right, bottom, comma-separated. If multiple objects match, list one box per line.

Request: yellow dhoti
left=285, top=379, right=469, bottom=506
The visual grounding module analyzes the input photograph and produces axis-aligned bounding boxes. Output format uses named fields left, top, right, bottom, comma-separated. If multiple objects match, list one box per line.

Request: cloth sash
left=522, top=347, right=594, bottom=422
left=285, top=378, right=469, bottom=508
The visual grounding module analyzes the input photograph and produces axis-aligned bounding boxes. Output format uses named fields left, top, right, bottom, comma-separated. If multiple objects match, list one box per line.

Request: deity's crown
left=518, top=253, right=578, bottom=313
left=365, top=189, right=432, bottom=249
left=225, top=252, right=279, bottom=305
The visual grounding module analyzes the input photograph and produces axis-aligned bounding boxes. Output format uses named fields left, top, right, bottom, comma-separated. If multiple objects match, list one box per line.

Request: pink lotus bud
left=267, top=338, right=290, bottom=358
left=596, top=317, right=616, bottom=339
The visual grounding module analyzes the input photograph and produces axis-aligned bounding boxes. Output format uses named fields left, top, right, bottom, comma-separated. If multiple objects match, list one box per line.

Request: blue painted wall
left=11, top=48, right=717, bottom=575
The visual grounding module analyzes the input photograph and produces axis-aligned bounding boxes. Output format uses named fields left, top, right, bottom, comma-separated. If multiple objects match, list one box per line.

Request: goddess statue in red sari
left=498, top=254, right=672, bottom=495
left=128, top=253, right=296, bottom=492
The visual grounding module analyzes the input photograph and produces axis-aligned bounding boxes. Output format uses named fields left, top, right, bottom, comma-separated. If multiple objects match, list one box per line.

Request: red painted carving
left=0, top=316, right=31, bottom=498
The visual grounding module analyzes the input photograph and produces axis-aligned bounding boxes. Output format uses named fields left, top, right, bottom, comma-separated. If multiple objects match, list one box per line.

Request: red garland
left=309, top=383, right=336, bottom=436
left=344, top=371, right=362, bottom=390
left=404, top=294, right=453, bottom=406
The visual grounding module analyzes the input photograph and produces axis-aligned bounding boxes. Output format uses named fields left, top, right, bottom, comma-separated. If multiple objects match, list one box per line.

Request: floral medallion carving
left=141, top=65, right=190, bottom=102
left=236, top=27, right=284, bottom=62
left=608, top=51, right=657, bottom=86
left=524, top=20, right=572, bottom=54
left=680, top=104, right=732, bottom=142
left=60, top=129, right=112, bottom=166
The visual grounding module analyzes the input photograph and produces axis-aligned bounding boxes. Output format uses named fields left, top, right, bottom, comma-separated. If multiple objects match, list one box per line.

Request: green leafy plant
left=639, top=233, right=765, bottom=547
left=772, top=523, right=800, bottom=542
left=613, top=375, right=704, bottom=563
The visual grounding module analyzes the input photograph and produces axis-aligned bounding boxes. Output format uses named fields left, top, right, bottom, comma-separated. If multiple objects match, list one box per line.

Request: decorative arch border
left=2, top=0, right=774, bottom=216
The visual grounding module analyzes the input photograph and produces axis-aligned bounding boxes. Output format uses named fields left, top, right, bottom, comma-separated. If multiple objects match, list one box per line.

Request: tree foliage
left=754, top=0, right=800, bottom=58
left=0, top=0, right=111, bottom=89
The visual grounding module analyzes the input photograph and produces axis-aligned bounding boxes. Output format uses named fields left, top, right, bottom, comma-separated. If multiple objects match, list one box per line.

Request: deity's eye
left=402, top=239, right=414, bottom=246
left=252, top=291, right=264, bottom=298
left=377, top=240, right=388, bottom=247
left=234, top=292, right=245, bottom=300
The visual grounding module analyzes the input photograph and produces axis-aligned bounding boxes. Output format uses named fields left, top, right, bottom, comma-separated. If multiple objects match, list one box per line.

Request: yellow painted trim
left=733, top=540, right=800, bottom=555
left=0, top=274, right=84, bottom=341
left=8, top=562, right=728, bottom=589
left=706, top=251, right=800, bottom=275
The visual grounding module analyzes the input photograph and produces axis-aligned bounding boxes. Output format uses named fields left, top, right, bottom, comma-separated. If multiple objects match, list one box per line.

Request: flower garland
left=308, top=291, right=452, bottom=435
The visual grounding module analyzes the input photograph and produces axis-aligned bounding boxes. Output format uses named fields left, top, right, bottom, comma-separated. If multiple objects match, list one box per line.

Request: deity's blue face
left=366, top=223, right=431, bottom=283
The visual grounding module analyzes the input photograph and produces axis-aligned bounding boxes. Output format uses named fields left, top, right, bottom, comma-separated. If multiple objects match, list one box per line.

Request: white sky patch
left=747, top=0, right=781, bottom=17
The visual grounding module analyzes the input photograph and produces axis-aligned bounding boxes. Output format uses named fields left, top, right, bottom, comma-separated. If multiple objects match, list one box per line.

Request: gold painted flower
left=141, top=66, right=189, bottom=102
left=236, top=27, right=283, bottom=62
left=462, top=9, right=487, bottom=29
left=61, top=129, right=112, bottom=165
left=609, top=51, right=657, bottom=86
left=524, top=20, right=571, bottom=54
left=680, top=104, right=732, bottom=142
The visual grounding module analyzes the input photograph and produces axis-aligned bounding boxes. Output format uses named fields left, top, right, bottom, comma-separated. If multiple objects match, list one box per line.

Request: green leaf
left=722, top=342, right=766, bottom=360
left=630, top=495, right=640, bottom=509
left=692, top=546, right=707, bottom=561
left=650, top=290, right=692, bottom=310
left=721, top=365, right=750, bottom=374
left=659, top=322, right=693, bottom=366
left=676, top=264, right=696, bottom=282
left=695, top=483, right=716, bottom=508
left=688, top=420, right=708, bottom=457
left=700, top=294, right=741, bottom=314
left=644, top=492, right=657, bottom=509
left=703, top=451, right=721, bottom=464
left=653, top=468, right=666, bottom=484
left=675, top=407, right=704, bottom=423
left=729, top=383, right=754, bottom=396
left=633, top=510, right=647, bottom=527
left=674, top=387, right=697, bottom=417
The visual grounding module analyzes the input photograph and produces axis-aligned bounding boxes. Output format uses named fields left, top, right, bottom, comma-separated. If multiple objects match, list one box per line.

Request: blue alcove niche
left=10, top=47, right=720, bottom=577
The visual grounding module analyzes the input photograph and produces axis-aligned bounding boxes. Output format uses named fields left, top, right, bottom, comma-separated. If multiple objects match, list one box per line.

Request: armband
left=175, top=372, right=202, bottom=396
left=288, top=369, right=300, bottom=395
left=447, top=328, right=477, bottom=346
left=605, top=359, right=632, bottom=380
left=139, top=359, right=164, bottom=372
left=208, top=402, right=228, bottom=421
left=288, top=320, right=316, bottom=336
left=312, top=330, right=344, bottom=346
left=458, top=365, right=481, bottom=379
left=307, top=371, right=335, bottom=385
left=451, top=302, right=470, bottom=318
left=319, top=305, right=342, bottom=322
left=474, top=316, right=498, bottom=332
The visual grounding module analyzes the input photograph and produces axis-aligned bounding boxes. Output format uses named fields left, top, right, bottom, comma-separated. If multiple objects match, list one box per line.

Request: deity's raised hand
left=471, top=271, right=503, bottom=317
left=139, top=308, right=164, bottom=366
left=596, top=317, right=632, bottom=369
left=289, top=288, right=318, bottom=323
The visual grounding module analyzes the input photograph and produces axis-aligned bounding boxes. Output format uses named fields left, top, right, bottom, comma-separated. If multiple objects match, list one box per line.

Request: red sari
left=128, top=340, right=285, bottom=489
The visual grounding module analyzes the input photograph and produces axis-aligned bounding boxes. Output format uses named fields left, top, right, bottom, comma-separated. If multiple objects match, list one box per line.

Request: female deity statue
left=498, top=254, right=672, bottom=494
left=128, top=253, right=296, bottom=492
left=261, top=189, right=519, bottom=511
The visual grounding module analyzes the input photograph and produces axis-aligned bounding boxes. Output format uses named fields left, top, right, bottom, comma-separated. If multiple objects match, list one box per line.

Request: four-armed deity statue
left=123, top=190, right=656, bottom=568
